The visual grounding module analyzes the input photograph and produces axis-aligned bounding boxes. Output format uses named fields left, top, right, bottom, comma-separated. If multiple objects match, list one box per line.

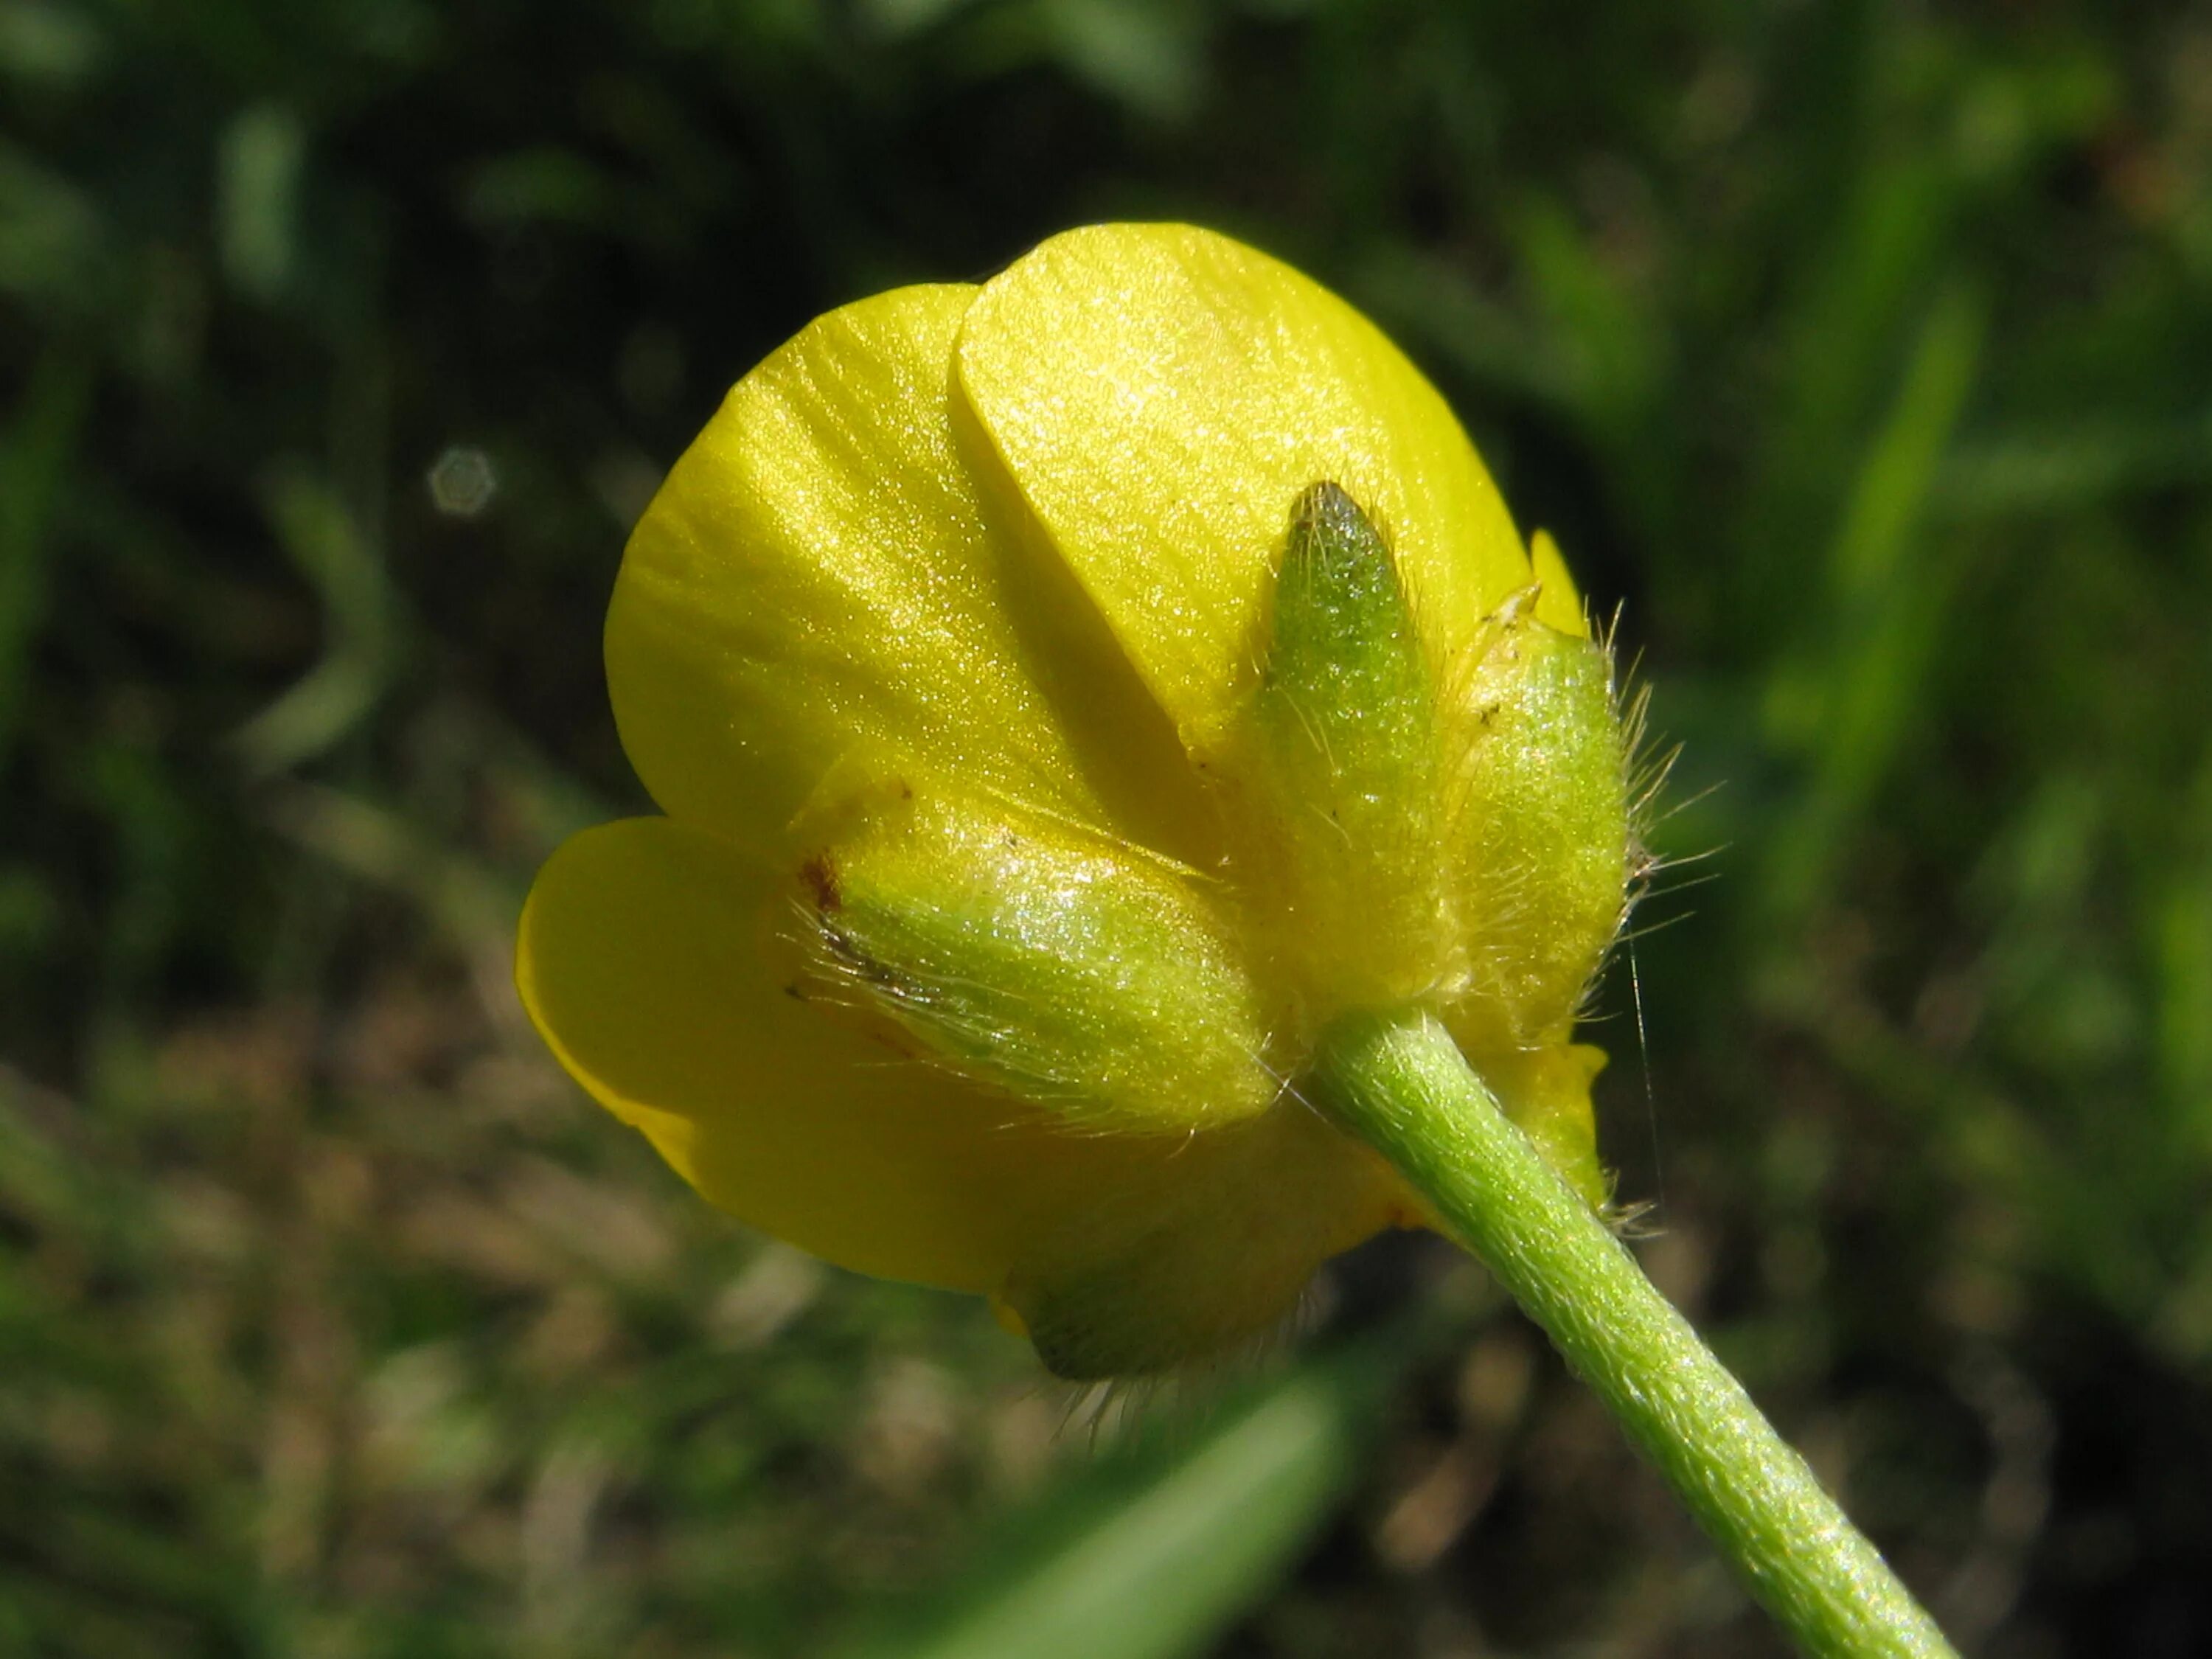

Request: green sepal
left=1449, top=597, right=1632, bottom=1046
left=796, top=782, right=1276, bottom=1135
left=1237, top=481, right=1453, bottom=1006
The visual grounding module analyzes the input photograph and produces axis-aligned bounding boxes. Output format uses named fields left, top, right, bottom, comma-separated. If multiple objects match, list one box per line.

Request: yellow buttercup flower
left=516, top=224, right=1632, bottom=1379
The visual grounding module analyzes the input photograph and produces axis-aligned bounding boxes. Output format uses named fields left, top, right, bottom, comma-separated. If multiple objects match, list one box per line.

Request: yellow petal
left=1528, top=529, right=1590, bottom=639
left=516, top=814, right=1060, bottom=1293
left=608, top=283, right=1206, bottom=865
left=957, top=223, right=1532, bottom=752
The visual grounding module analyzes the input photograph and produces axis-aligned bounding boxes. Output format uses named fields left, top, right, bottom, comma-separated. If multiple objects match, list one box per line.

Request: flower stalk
left=1310, top=1008, right=1959, bottom=1659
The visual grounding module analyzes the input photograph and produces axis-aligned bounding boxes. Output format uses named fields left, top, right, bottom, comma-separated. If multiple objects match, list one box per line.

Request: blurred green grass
left=4, top=0, right=2212, bottom=1654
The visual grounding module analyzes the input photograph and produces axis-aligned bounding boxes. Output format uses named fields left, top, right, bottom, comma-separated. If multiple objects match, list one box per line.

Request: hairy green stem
left=1312, top=1009, right=1958, bottom=1659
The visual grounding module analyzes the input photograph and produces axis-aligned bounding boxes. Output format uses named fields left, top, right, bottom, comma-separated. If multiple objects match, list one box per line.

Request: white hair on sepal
left=1578, top=607, right=1733, bottom=1243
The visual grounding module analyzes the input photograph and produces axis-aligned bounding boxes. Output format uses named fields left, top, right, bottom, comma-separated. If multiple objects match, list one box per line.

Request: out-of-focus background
left=4, top=2, right=2211, bottom=1655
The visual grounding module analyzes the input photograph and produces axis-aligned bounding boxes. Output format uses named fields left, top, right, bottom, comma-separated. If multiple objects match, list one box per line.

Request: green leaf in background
left=1760, top=278, right=1988, bottom=929
left=0, top=349, right=90, bottom=772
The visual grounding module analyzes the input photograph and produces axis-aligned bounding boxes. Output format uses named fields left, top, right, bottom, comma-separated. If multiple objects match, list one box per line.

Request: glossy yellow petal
left=1528, top=529, right=1590, bottom=639
left=957, top=223, right=1532, bottom=752
left=517, top=813, right=1061, bottom=1292
left=608, top=283, right=1205, bottom=864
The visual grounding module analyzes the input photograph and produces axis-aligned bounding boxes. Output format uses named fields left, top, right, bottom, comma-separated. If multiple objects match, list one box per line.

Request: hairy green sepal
left=1451, top=599, right=1631, bottom=1046
left=1242, top=481, right=1451, bottom=1004
left=799, top=786, right=1273, bottom=1134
